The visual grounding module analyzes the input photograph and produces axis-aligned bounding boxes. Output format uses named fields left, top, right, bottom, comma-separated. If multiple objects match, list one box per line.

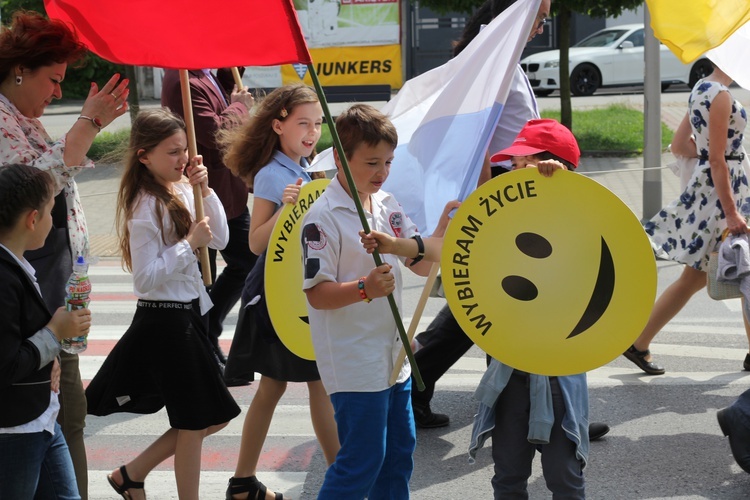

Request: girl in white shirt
left=86, top=109, right=239, bottom=500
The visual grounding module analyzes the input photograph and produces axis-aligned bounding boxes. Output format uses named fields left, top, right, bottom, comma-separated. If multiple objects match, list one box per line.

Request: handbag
left=707, top=229, right=742, bottom=300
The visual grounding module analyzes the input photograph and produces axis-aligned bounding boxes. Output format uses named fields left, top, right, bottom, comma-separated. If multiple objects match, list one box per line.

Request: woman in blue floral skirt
left=624, top=61, right=750, bottom=375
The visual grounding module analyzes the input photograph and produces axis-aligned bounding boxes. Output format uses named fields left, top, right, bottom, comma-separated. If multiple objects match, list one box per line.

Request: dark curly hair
left=0, top=164, right=54, bottom=231
left=0, top=10, right=88, bottom=84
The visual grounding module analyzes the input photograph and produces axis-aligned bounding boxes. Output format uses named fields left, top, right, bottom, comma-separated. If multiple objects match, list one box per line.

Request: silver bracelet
left=77, top=115, right=102, bottom=132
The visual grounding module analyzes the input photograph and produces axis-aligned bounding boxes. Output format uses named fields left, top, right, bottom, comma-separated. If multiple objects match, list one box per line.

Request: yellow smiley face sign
left=265, top=178, right=330, bottom=361
left=441, top=168, right=656, bottom=375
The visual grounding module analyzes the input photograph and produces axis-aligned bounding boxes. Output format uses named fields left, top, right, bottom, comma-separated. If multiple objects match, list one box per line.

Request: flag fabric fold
left=706, top=22, right=750, bottom=90
left=380, top=0, right=540, bottom=236
left=646, top=0, right=750, bottom=63
left=44, top=0, right=311, bottom=68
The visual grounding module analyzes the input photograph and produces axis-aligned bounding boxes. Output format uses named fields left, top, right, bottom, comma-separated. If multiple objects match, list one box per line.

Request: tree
left=413, top=0, right=646, bottom=130
left=552, top=1, right=643, bottom=129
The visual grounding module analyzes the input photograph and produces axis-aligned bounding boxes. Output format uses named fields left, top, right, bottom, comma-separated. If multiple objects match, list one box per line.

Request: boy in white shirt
left=302, top=104, right=448, bottom=499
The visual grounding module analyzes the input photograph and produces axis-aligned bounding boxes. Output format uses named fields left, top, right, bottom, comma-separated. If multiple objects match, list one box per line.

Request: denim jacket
left=468, top=359, right=589, bottom=465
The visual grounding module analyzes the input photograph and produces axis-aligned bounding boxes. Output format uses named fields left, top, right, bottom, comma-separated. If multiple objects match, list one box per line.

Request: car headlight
left=544, top=60, right=559, bottom=68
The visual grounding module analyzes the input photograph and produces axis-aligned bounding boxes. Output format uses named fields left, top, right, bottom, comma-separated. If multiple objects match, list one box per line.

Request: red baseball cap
left=490, top=119, right=580, bottom=168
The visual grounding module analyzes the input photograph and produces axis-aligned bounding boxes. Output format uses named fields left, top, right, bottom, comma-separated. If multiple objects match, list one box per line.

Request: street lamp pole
left=643, top=5, right=662, bottom=220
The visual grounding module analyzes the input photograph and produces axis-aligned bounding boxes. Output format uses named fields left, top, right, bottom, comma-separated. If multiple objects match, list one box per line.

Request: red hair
left=0, top=10, right=87, bottom=83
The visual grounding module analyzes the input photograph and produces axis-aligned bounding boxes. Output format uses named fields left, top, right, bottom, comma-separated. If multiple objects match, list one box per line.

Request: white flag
left=381, top=0, right=541, bottom=236
left=706, top=21, right=750, bottom=90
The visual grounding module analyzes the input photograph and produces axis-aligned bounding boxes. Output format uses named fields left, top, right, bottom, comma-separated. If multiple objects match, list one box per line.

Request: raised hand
left=79, top=73, right=130, bottom=130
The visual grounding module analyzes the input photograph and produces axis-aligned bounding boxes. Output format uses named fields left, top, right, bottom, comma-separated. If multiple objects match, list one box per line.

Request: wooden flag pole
left=306, top=64, right=425, bottom=391
left=231, top=67, right=243, bottom=89
left=388, top=262, right=440, bottom=385
left=179, top=69, right=212, bottom=286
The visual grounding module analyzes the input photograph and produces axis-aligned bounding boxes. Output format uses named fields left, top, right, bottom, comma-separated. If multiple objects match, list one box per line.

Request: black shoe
left=717, top=406, right=750, bottom=473
left=743, top=353, right=750, bottom=371
left=623, top=345, right=665, bottom=375
left=413, top=404, right=450, bottom=429
left=214, top=354, right=226, bottom=376
left=226, top=475, right=283, bottom=500
left=210, top=338, right=228, bottom=365
left=588, top=422, right=610, bottom=441
left=224, top=376, right=251, bottom=387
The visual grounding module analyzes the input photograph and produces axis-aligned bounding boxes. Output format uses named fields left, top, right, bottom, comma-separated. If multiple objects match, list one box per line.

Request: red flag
left=43, top=0, right=311, bottom=68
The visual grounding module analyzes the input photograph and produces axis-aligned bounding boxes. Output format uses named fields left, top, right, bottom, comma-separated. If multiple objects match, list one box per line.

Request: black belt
left=699, top=153, right=745, bottom=161
left=136, top=300, right=192, bottom=310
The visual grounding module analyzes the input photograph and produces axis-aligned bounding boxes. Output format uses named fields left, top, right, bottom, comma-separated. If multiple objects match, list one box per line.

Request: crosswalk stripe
left=650, top=343, right=750, bottom=360
left=84, top=317, right=438, bottom=343
left=660, top=324, right=749, bottom=335
left=81, top=258, right=750, bottom=499
left=88, top=405, right=318, bottom=437
left=587, top=366, right=750, bottom=386
left=721, top=298, right=743, bottom=312
left=79, top=340, right=750, bottom=389
left=87, top=265, right=131, bottom=277
left=87, top=471, right=305, bottom=500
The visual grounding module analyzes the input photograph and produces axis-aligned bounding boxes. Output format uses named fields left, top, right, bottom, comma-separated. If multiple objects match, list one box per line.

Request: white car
left=520, top=24, right=712, bottom=96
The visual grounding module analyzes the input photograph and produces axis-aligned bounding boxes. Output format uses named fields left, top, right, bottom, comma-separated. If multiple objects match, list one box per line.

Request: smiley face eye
left=502, top=233, right=552, bottom=301
left=516, top=232, right=552, bottom=258
left=502, top=275, right=538, bottom=301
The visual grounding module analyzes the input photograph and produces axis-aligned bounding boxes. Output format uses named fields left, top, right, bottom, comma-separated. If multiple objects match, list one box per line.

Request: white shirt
left=129, top=183, right=228, bottom=315
left=302, top=177, right=419, bottom=394
left=488, top=65, right=540, bottom=168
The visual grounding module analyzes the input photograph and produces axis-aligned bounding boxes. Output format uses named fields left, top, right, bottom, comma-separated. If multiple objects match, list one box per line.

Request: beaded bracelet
left=357, top=276, right=372, bottom=303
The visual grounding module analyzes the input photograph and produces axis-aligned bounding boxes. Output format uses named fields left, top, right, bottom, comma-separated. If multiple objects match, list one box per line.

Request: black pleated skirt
left=86, top=300, right=240, bottom=430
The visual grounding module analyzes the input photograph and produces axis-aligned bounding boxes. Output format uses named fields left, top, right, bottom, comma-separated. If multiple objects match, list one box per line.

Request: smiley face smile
left=440, top=168, right=656, bottom=376
left=501, top=232, right=615, bottom=339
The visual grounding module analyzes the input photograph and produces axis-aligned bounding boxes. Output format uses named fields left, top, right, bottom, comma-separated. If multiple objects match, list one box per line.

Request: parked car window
left=575, top=29, right=628, bottom=47
left=623, top=29, right=644, bottom=48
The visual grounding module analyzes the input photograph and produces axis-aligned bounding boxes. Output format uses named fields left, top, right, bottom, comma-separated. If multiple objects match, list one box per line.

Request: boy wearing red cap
left=490, top=117, right=581, bottom=174
left=469, top=118, right=588, bottom=499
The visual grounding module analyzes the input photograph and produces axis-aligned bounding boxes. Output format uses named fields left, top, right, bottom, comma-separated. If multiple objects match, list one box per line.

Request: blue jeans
left=319, top=380, right=416, bottom=500
left=0, top=422, right=80, bottom=499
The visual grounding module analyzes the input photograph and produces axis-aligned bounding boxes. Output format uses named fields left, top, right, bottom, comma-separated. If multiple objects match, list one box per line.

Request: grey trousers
left=491, top=372, right=585, bottom=499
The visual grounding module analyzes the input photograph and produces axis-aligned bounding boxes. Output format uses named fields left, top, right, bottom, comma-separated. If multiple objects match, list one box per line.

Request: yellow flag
left=647, top=0, right=750, bottom=62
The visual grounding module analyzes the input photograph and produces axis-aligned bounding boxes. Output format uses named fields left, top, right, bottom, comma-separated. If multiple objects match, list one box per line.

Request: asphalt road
left=46, top=88, right=750, bottom=498
left=80, top=256, right=750, bottom=499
